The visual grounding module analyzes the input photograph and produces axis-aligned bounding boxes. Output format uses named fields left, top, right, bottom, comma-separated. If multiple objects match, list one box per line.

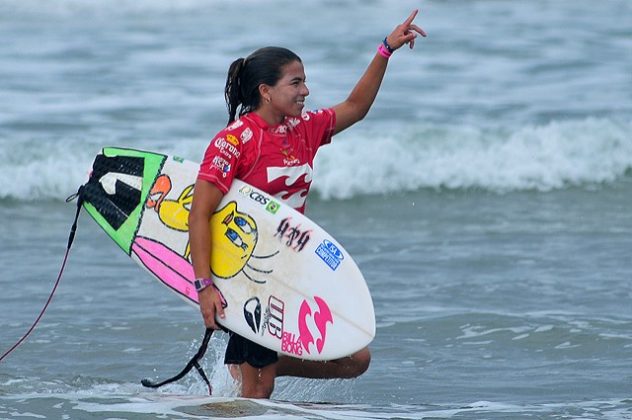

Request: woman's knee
left=348, top=347, right=371, bottom=377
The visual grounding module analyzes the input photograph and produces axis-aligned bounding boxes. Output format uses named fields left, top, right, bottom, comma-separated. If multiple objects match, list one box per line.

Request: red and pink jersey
left=197, top=109, right=336, bottom=213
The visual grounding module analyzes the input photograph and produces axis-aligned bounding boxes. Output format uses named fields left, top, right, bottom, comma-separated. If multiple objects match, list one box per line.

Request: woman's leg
left=275, top=347, right=370, bottom=379
left=239, top=362, right=277, bottom=398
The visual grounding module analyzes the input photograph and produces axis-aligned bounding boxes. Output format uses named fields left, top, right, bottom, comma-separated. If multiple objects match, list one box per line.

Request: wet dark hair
left=224, top=46, right=302, bottom=124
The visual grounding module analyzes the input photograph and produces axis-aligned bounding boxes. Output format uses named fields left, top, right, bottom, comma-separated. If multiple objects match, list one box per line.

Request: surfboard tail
left=82, top=147, right=166, bottom=254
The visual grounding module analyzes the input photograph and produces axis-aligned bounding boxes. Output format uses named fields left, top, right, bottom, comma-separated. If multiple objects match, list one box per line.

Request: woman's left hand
left=386, top=9, right=427, bottom=51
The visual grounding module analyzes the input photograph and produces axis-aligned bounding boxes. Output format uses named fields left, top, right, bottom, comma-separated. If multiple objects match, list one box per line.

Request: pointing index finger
left=403, top=9, right=419, bottom=26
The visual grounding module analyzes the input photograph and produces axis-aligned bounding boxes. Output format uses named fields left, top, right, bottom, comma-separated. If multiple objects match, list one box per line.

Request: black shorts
left=224, top=331, right=278, bottom=369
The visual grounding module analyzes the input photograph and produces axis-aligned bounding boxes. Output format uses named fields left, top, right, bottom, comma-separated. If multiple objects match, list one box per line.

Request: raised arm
left=332, top=9, right=426, bottom=135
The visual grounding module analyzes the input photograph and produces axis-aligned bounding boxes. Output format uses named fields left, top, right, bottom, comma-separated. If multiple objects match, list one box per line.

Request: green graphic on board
left=82, top=147, right=166, bottom=254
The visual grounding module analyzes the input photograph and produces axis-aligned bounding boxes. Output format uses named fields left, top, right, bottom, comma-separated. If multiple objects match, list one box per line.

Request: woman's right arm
left=189, top=178, right=226, bottom=329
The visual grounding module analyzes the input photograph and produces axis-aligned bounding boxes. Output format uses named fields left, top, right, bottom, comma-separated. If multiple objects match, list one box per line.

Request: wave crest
left=1, top=118, right=630, bottom=202
left=313, top=118, right=632, bottom=198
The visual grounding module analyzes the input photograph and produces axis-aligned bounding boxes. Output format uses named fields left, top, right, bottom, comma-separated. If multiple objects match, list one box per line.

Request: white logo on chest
left=267, top=164, right=313, bottom=209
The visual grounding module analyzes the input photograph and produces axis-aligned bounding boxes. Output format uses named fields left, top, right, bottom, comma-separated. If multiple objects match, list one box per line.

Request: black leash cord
left=141, top=328, right=214, bottom=395
left=0, top=186, right=84, bottom=363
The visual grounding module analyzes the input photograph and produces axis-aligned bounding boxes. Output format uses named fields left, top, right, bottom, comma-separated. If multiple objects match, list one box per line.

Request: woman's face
left=265, top=60, right=310, bottom=118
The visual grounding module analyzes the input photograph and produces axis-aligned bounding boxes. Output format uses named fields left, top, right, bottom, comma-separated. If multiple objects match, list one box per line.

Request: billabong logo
left=298, top=296, right=333, bottom=355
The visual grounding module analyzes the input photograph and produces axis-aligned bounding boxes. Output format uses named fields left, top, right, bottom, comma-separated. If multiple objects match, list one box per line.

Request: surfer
left=189, top=10, right=425, bottom=398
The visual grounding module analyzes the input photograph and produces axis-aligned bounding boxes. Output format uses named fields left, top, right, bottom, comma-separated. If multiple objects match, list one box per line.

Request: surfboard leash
left=0, top=186, right=85, bottom=363
left=141, top=328, right=214, bottom=395
left=1, top=185, right=214, bottom=395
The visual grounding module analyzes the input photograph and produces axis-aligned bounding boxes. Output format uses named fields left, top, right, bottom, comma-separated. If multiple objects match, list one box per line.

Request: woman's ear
left=258, top=84, right=272, bottom=104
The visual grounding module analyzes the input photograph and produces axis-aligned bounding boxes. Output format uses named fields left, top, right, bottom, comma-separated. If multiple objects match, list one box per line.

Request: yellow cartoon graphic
left=211, top=201, right=263, bottom=281
left=147, top=174, right=276, bottom=283
left=147, top=175, right=193, bottom=232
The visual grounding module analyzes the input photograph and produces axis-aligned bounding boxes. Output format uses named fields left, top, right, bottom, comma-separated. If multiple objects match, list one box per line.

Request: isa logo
left=315, top=239, right=344, bottom=271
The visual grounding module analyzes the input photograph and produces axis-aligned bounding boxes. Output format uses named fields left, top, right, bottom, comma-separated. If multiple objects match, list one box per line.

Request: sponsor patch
left=227, top=119, right=244, bottom=130
left=241, top=128, right=253, bottom=143
left=315, top=239, right=344, bottom=271
left=265, top=200, right=280, bottom=215
left=214, top=136, right=241, bottom=159
left=226, top=133, right=240, bottom=146
left=238, top=185, right=278, bottom=208
left=211, top=156, right=231, bottom=178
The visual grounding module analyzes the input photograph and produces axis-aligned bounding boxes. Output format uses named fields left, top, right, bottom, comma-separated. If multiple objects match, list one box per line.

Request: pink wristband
left=194, top=277, right=214, bottom=293
left=377, top=43, right=392, bottom=59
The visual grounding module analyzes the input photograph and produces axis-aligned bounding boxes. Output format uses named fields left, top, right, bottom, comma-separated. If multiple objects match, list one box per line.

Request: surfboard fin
left=141, top=328, right=214, bottom=395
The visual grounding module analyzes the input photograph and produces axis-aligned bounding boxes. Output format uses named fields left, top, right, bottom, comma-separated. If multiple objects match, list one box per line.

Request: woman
left=189, top=10, right=425, bottom=398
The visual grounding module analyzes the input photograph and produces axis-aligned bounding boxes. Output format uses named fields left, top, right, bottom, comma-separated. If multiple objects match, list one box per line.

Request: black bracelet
left=382, top=37, right=395, bottom=54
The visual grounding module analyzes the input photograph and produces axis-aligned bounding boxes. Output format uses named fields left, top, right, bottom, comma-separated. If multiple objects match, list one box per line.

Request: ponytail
left=224, top=58, right=246, bottom=124
left=223, top=47, right=302, bottom=125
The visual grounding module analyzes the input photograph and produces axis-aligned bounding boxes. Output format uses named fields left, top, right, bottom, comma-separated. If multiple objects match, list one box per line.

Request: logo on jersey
left=267, top=164, right=313, bottom=210
left=227, top=119, right=244, bottom=130
left=214, top=137, right=241, bottom=159
left=226, top=134, right=239, bottom=146
left=211, top=156, right=231, bottom=178
left=241, top=128, right=253, bottom=143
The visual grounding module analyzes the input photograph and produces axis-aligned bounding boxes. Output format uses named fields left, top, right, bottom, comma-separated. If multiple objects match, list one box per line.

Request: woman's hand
left=198, top=285, right=225, bottom=330
left=386, top=9, right=427, bottom=51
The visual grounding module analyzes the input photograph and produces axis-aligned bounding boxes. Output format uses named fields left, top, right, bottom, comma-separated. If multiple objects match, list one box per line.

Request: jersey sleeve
left=197, top=130, right=243, bottom=194
left=303, top=108, right=336, bottom=150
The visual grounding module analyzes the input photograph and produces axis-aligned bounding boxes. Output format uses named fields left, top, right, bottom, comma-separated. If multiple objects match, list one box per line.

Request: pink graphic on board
left=132, top=236, right=198, bottom=303
left=132, top=236, right=228, bottom=308
left=298, top=296, right=333, bottom=354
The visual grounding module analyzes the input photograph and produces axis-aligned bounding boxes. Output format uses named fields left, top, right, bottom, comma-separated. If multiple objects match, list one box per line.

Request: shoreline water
left=2, top=0, right=632, bottom=418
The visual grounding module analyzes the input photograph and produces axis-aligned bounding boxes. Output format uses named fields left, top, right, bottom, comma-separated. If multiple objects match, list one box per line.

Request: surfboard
left=80, top=147, right=375, bottom=360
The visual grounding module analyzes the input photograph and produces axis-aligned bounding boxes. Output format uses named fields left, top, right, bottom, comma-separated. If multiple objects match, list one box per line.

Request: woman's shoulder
left=216, top=116, right=256, bottom=146
left=283, top=108, right=335, bottom=130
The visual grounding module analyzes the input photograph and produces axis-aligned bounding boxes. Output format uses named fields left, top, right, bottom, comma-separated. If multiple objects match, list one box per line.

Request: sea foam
left=314, top=117, right=632, bottom=199
left=0, top=118, right=630, bottom=202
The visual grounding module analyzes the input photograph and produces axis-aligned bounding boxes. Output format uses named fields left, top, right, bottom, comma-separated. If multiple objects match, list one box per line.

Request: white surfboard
left=81, top=147, right=375, bottom=360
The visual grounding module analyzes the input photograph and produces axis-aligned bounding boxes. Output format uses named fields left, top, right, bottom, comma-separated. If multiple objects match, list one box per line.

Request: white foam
left=1, top=118, right=631, bottom=202
left=313, top=117, right=632, bottom=198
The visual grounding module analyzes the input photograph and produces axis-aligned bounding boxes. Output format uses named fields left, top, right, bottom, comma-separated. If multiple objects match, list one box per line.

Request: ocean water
left=1, top=0, right=632, bottom=418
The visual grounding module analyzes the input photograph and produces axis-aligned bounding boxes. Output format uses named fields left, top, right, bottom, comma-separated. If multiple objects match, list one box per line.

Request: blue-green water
left=1, top=0, right=631, bottom=418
